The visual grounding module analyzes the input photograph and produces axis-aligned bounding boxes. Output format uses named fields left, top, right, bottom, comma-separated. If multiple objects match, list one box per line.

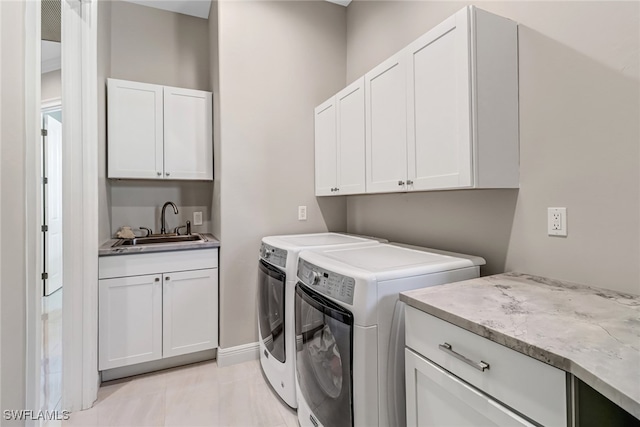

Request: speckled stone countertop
left=399, top=272, right=640, bottom=419
left=98, top=233, right=220, bottom=256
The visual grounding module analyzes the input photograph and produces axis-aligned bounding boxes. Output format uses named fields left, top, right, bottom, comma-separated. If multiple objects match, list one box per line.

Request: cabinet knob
left=398, top=180, right=405, bottom=186
left=407, top=180, right=414, bottom=185
left=165, top=172, right=171, bottom=177
left=154, top=278, right=159, bottom=282
left=157, top=172, right=161, bottom=176
left=165, top=276, right=170, bottom=281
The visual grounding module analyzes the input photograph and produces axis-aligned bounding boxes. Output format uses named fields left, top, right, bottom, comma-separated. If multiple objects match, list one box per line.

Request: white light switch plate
left=193, top=211, right=203, bottom=226
left=548, top=207, right=567, bottom=237
left=298, top=206, right=307, bottom=221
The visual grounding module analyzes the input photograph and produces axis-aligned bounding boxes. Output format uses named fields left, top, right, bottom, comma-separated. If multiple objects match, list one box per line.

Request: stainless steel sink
left=112, top=233, right=204, bottom=247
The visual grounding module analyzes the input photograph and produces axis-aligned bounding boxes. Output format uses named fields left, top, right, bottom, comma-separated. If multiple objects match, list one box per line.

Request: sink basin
left=112, top=234, right=204, bottom=247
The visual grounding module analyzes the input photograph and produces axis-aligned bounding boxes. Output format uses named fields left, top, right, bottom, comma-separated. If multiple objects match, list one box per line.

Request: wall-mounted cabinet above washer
left=315, top=6, right=519, bottom=196
left=314, top=77, right=366, bottom=196
left=107, top=78, right=213, bottom=180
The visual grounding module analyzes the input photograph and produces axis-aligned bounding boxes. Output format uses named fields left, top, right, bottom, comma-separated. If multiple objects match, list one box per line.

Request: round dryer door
left=295, top=283, right=353, bottom=427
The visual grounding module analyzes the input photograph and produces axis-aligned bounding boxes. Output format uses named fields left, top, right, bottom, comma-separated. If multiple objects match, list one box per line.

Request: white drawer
left=405, top=306, right=567, bottom=427
left=99, top=248, right=218, bottom=279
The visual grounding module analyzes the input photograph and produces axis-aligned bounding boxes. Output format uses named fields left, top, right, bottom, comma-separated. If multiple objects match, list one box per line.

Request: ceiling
left=122, top=0, right=350, bottom=19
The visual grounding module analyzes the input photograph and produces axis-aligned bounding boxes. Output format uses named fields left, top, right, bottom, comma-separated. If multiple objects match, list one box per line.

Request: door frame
left=25, top=0, right=99, bottom=418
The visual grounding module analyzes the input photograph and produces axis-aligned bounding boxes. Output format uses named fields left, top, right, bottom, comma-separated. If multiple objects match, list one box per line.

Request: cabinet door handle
left=398, top=180, right=405, bottom=186
left=156, top=172, right=162, bottom=176
left=439, top=342, right=490, bottom=372
left=154, top=277, right=159, bottom=282
left=165, top=276, right=170, bottom=281
left=407, top=180, right=414, bottom=185
left=165, top=172, right=171, bottom=177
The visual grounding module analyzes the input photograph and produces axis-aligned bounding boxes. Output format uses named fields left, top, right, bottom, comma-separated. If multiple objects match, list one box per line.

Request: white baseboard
left=217, top=342, right=260, bottom=367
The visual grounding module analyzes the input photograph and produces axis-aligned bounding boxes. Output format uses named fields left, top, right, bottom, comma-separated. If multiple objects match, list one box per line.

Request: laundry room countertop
left=399, top=272, right=640, bottom=419
left=98, top=233, right=220, bottom=256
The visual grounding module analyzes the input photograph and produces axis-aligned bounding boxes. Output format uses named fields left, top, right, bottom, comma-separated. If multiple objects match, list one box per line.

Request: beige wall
left=98, top=0, right=112, bottom=243
left=1, top=0, right=27, bottom=420
left=209, top=1, right=221, bottom=240
left=100, top=1, right=213, bottom=237
left=41, top=69, right=61, bottom=101
left=345, top=1, right=640, bottom=294
left=217, top=1, right=348, bottom=347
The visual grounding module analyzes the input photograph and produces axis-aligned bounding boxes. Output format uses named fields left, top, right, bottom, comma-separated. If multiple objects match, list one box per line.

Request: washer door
left=258, top=259, right=286, bottom=363
left=295, top=283, right=353, bottom=427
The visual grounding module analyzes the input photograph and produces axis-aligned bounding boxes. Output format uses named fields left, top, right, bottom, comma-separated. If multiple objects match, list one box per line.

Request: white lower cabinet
left=406, top=348, right=534, bottom=426
left=98, top=249, right=218, bottom=371
left=162, top=269, right=218, bottom=358
left=99, top=274, right=163, bottom=370
left=405, top=306, right=567, bottom=427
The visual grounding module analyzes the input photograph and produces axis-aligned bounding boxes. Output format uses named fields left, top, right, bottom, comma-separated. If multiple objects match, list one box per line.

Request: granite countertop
left=400, top=272, right=640, bottom=419
left=99, top=233, right=220, bottom=256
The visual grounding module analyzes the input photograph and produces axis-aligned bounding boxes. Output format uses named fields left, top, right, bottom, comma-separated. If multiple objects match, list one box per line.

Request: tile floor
left=63, top=359, right=299, bottom=427
left=42, top=289, right=63, bottom=413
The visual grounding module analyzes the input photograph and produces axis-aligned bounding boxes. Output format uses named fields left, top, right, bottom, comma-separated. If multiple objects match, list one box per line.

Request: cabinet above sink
left=107, top=78, right=213, bottom=181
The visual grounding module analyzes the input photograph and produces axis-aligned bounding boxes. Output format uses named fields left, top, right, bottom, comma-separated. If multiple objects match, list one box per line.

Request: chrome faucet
left=160, top=201, right=179, bottom=235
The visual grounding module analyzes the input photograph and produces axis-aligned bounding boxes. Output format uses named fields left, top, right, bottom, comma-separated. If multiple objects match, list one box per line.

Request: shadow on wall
left=346, top=189, right=519, bottom=276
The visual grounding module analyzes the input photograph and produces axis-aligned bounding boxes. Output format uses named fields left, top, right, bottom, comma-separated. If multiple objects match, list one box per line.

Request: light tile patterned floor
left=63, top=359, right=299, bottom=427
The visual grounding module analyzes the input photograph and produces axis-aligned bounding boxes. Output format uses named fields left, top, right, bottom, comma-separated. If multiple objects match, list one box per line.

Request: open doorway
left=40, top=0, right=63, bottom=416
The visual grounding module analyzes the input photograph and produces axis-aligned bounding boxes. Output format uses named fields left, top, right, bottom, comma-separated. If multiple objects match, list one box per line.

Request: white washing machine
left=294, top=243, right=485, bottom=427
left=258, top=233, right=387, bottom=408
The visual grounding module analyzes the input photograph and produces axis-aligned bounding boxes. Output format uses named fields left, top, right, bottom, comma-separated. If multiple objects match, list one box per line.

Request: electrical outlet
left=547, top=207, right=567, bottom=237
left=193, top=211, right=203, bottom=226
left=298, top=206, right=307, bottom=221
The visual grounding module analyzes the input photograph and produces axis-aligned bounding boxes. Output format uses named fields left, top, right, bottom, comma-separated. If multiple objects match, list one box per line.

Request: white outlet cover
left=547, top=207, right=567, bottom=237
left=193, top=211, right=203, bottom=226
left=298, top=206, right=307, bottom=221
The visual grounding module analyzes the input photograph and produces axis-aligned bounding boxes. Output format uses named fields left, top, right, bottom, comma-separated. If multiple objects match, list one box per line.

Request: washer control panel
left=260, top=243, right=287, bottom=268
left=297, top=259, right=355, bottom=305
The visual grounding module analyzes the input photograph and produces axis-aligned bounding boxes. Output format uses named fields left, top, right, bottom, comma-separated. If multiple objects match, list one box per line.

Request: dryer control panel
left=297, top=259, right=355, bottom=305
left=260, top=243, right=287, bottom=268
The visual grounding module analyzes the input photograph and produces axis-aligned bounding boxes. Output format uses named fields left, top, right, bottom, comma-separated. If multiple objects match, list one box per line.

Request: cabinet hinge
left=42, top=177, right=48, bottom=184
left=41, top=225, right=48, bottom=232
left=42, top=272, right=48, bottom=280
left=41, top=129, right=48, bottom=137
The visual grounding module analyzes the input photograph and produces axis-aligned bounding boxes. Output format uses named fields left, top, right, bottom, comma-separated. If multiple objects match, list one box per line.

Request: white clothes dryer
left=294, top=243, right=485, bottom=427
left=258, top=233, right=386, bottom=408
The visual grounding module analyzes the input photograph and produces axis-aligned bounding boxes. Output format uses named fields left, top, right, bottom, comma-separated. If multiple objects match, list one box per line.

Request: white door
left=406, top=10, right=472, bottom=191
left=405, top=349, right=535, bottom=427
left=44, top=114, right=63, bottom=296
left=98, top=274, right=163, bottom=370
left=163, top=86, right=213, bottom=180
left=163, top=268, right=218, bottom=358
left=365, top=52, right=408, bottom=193
left=314, top=98, right=337, bottom=196
left=107, top=79, right=164, bottom=179
left=336, top=77, right=366, bottom=195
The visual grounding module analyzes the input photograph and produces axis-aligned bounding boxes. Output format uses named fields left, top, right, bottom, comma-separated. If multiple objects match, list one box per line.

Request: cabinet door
left=164, top=87, right=213, bottom=180
left=107, top=79, right=164, bottom=179
left=163, top=268, right=218, bottom=358
left=406, top=348, right=535, bottom=427
left=314, top=98, right=338, bottom=196
left=336, top=78, right=366, bottom=195
left=406, top=9, right=472, bottom=191
left=365, top=52, right=408, bottom=194
left=99, top=274, right=162, bottom=370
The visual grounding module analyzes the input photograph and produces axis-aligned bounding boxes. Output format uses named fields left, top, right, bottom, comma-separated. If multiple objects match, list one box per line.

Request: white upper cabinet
left=164, top=86, right=213, bottom=180
left=107, top=79, right=164, bottom=179
left=314, top=98, right=338, bottom=196
left=315, top=6, right=519, bottom=196
left=315, top=78, right=366, bottom=196
left=365, top=53, right=408, bottom=193
left=107, top=79, right=213, bottom=180
left=406, top=6, right=518, bottom=191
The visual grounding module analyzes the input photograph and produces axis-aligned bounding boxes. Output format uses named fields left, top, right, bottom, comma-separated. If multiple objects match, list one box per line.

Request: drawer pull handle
left=439, top=342, right=490, bottom=372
